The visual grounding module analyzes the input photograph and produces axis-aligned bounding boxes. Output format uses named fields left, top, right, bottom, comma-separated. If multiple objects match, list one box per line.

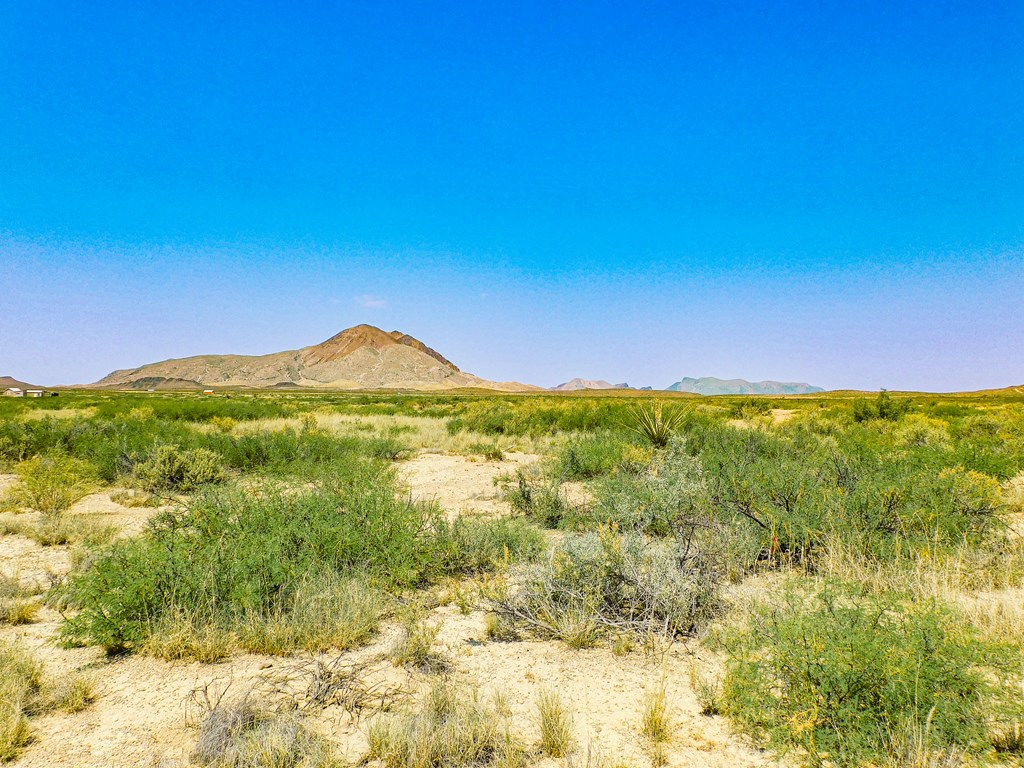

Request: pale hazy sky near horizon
left=2, top=2, right=1023, bottom=391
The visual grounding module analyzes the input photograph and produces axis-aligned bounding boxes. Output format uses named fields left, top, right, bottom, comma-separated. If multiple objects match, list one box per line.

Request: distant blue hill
left=666, top=376, right=824, bottom=396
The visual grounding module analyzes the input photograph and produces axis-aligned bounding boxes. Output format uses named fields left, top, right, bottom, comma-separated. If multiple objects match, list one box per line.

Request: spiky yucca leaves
left=626, top=403, right=684, bottom=448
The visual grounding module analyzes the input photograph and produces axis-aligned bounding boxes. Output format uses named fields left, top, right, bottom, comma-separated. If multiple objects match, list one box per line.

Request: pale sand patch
left=770, top=408, right=796, bottom=424
left=398, top=451, right=541, bottom=517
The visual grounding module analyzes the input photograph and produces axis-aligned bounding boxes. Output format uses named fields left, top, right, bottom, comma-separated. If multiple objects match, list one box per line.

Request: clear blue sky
left=2, top=1, right=1022, bottom=391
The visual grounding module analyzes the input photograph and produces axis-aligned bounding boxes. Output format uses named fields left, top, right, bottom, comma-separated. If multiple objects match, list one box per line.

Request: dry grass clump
left=639, top=684, right=672, bottom=744
left=365, top=679, right=524, bottom=768
left=490, top=528, right=720, bottom=648
left=536, top=688, right=574, bottom=758
left=0, top=641, right=94, bottom=761
left=390, top=613, right=448, bottom=673
left=238, top=576, right=386, bottom=656
left=191, top=699, right=337, bottom=768
left=142, top=576, right=386, bottom=662
left=0, top=575, right=40, bottom=625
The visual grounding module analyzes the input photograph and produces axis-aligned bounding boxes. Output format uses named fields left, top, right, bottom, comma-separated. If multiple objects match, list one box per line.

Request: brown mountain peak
left=300, top=324, right=459, bottom=371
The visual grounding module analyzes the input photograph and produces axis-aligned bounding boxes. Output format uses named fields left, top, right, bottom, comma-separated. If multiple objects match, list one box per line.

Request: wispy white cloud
left=355, top=294, right=388, bottom=309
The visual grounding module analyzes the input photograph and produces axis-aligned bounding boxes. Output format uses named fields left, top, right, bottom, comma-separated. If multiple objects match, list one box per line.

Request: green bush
left=554, top=432, right=632, bottom=479
left=503, top=468, right=573, bottom=528
left=852, top=390, right=913, bottom=422
left=60, top=459, right=541, bottom=656
left=584, top=437, right=710, bottom=537
left=7, top=454, right=95, bottom=515
left=719, top=582, right=1024, bottom=767
left=131, top=444, right=227, bottom=492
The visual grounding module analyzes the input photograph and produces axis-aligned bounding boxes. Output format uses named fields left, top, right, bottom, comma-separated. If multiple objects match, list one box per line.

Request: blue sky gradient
left=2, top=1, right=1022, bottom=390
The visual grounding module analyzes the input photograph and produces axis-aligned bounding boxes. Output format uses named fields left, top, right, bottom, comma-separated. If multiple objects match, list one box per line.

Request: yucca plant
left=626, top=403, right=683, bottom=448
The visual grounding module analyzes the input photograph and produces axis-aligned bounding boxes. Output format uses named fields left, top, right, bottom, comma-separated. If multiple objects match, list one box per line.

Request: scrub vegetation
left=1, top=388, right=1023, bottom=766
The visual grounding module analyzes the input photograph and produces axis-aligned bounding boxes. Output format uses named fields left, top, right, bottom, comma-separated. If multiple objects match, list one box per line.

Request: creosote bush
left=131, top=444, right=227, bottom=492
left=8, top=454, right=95, bottom=515
left=719, top=581, right=1024, bottom=767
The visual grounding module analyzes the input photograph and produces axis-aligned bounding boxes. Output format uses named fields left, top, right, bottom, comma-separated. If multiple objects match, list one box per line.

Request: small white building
left=26, top=390, right=45, bottom=398
left=3, top=387, right=24, bottom=397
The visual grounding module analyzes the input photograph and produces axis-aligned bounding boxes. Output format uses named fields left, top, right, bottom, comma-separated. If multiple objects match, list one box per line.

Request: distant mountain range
left=552, top=378, right=630, bottom=391
left=10, top=326, right=833, bottom=394
left=91, top=325, right=539, bottom=391
left=666, top=377, right=823, bottom=395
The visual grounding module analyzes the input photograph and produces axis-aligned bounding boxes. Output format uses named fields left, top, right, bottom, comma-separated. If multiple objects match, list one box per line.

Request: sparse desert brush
left=556, top=432, right=633, bottom=479
left=1003, top=470, right=1024, bottom=515
left=59, top=462, right=532, bottom=656
left=503, top=466, right=573, bottom=528
left=491, top=527, right=720, bottom=646
left=365, top=678, right=524, bottom=768
left=586, top=435, right=710, bottom=537
left=208, top=415, right=237, bottom=434
left=536, top=688, right=574, bottom=757
left=719, top=580, right=1024, bottom=767
left=8, top=454, right=95, bottom=516
left=131, top=444, right=227, bottom=492
left=433, top=515, right=545, bottom=574
left=0, top=641, right=94, bottom=762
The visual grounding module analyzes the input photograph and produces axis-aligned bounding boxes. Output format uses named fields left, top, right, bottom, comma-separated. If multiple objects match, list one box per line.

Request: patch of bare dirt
left=398, top=452, right=541, bottom=516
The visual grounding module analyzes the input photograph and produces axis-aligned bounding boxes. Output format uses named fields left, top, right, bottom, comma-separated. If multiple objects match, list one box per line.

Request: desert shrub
left=209, top=416, right=238, bottom=433
left=390, top=613, right=447, bottom=673
left=503, top=467, right=573, bottom=528
left=639, top=684, right=672, bottom=744
left=584, top=437, right=710, bottom=537
left=893, top=414, right=950, bottom=449
left=682, top=417, right=1017, bottom=570
left=433, top=516, right=545, bottom=574
left=555, top=432, right=632, bottom=479
left=469, top=442, right=505, bottom=461
left=853, top=390, right=913, bottom=422
left=365, top=679, right=523, bottom=768
left=7, top=454, right=95, bottom=515
left=131, top=444, right=227, bottom=492
left=191, top=699, right=336, bottom=768
left=729, top=398, right=773, bottom=418
left=0, top=642, right=93, bottom=762
left=719, top=581, right=1024, bottom=767
left=490, top=528, right=720, bottom=646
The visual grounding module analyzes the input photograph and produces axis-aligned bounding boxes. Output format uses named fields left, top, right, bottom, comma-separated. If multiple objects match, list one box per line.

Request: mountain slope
left=1, top=376, right=40, bottom=390
left=94, top=325, right=537, bottom=391
left=552, top=378, right=632, bottom=391
left=667, top=376, right=823, bottom=396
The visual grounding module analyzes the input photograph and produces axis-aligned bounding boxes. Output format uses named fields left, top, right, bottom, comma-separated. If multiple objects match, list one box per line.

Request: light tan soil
left=398, top=451, right=541, bottom=516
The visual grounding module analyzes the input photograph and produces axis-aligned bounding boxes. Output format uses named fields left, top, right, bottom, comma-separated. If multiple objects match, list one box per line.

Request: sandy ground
left=397, top=451, right=541, bottom=517
left=1, top=463, right=778, bottom=768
